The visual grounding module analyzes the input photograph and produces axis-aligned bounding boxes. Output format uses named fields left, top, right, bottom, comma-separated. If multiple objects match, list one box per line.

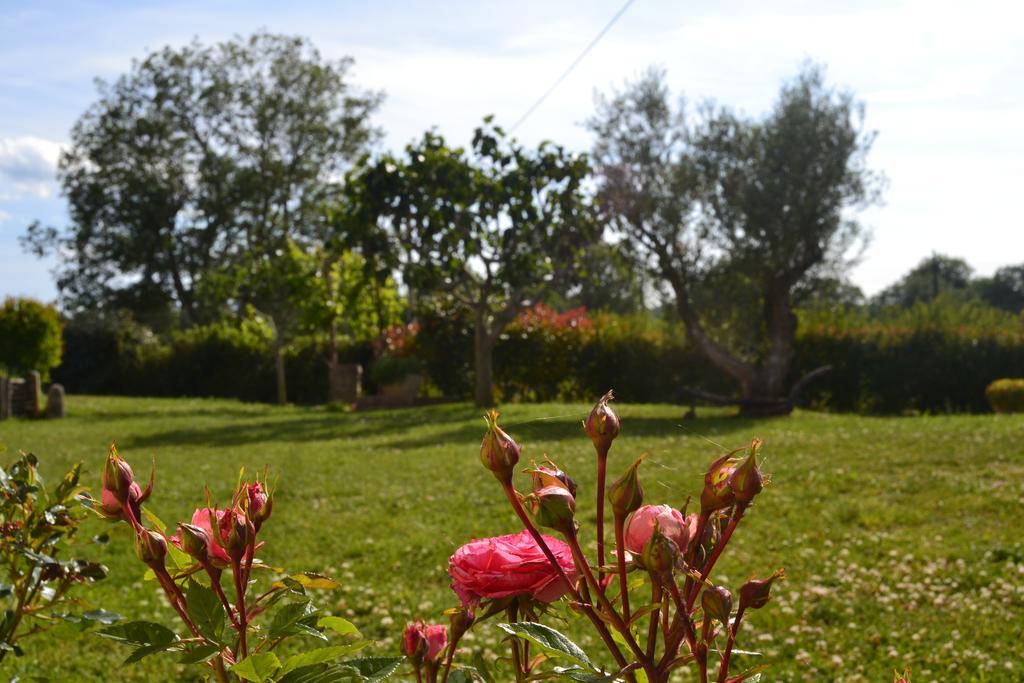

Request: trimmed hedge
left=985, top=379, right=1024, bottom=414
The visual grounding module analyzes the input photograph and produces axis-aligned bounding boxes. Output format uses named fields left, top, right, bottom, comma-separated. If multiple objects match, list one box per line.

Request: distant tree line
left=20, top=32, right=1022, bottom=412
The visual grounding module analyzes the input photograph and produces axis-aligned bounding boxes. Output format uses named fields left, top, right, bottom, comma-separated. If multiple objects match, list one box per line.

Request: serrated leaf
left=97, top=620, right=176, bottom=647
left=186, top=579, right=226, bottom=644
left=279, top=643, right=370, bottom=676
left=231, top=652, right=281, bottom=681
left=338, top=656, right=405, bottom=682
left=269, top=600, right=315, bottom=638
left=317, top=616, right=360, bottom=638
left=497, top=622, right=595, bottom=670
left=180, top=644, right=221, bottom=664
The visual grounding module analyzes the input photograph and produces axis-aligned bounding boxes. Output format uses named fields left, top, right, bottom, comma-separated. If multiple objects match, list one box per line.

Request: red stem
left=500, top=482, right=632, bottom=677
left=686, top=505, right=746, bottom=611
left=232, top=562, right=249, bottom=657
left=716, top=605, right=746, bottom=683
left=613, top=514, right=631, bottom=623
left=645, top=580, right=661, bottom=661
left=595, top=447, right=608, bottom=586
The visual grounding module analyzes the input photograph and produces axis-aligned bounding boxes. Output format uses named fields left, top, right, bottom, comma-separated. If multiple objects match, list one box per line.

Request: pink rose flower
left=624, top=505, right=698, bottom=555
left=448, top=530, right=577, bottom=608
left=402, top=621, right=447, bottom=663
left=424, top=623, right=448, bottom=661
left=172, top=507, right=261, bottom=567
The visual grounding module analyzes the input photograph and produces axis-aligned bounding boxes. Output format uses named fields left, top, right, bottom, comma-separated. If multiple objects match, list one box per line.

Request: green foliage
left=369, top=356, right=423, bottom=387
left=985, top=378, right=1024, bottom=413
left=0, top=452, right=111, bottom=660
left=872, top=254, right=975, bottom=308
left=0, top=297, right=63, bottom=379
left=24, top=32, right=381, bottom=322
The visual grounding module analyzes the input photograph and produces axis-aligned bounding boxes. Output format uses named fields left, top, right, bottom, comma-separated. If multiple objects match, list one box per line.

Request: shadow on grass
left=121, top=401, right=764, bottom=452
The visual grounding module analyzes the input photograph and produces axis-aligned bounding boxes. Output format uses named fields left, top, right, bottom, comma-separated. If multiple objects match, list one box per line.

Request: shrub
left=370, top=355, right=424, bottom=387
left=985, top=379, right=1024, bottom=413
left=0, top=297, right=63, bottom=380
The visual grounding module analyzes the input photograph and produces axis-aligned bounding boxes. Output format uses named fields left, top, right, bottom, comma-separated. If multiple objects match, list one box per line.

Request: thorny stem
left=500, top=482, right=633, bottom=678
left=595, top=447, right=609, bottom=587
left=646, top=580, right=661, bottom=661
left=155, top=569, right=201, bottom=639
left=613, top=513, right=631, bottom=623
left=205, top=565, right=241, bottom=630
left=716, top=605, right=746, bottom=683
left=506, top=603, right=526, bottom=683
left=564, top=530, right=657, bottom=682
left=686, top=505, right=747, bottom=612
left=232, top=561, right=249, bottom=657
left=659, top=579, right=698, bottom=675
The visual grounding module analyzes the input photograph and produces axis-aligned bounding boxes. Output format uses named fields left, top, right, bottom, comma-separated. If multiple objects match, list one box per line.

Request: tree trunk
left=273, top=329, right=287, bottom=405
left=325, top=321, right=342, bottom=402
left=473, top=309, right=496, bottom=407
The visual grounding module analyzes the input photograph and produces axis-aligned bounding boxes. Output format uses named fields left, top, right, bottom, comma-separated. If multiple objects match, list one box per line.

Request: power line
left=509, top=0, right=637, bottom=133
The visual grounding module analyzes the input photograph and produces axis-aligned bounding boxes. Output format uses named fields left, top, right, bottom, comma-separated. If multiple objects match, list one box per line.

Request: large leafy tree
left=872, top=254, right=974, bottom=308
left=345, top=120, right=595, bottom=406
left=24, top=32, right=381, bottom=327
left=590, top=65, right=882, bottom=414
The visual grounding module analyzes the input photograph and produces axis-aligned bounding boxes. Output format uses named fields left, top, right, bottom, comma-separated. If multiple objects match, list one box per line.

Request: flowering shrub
left=88, top=444, right=402, bottom=682
left=399, top=391, right=784, bottom=683
left=0, top=450, right=109, bottom=659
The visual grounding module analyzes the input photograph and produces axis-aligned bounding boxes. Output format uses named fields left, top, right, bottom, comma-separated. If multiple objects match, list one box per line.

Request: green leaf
left=81, top=608, right=121, bottom=625
left=180, top=644, right=221, bottom=664
left=317, top=616, right=360, bottom=638
left=497, top=622, right=595, bottom=671
left=269, top=600, right=315, bottom=639
left=231, top=652, right=282, bottom=682
left=552, top=667, right=622, bottom=682
left=54, top=463, right=82, bottom=502
left=279, top=643, right=369, bottom=676
left=186, top=579, right=226, bottom=644
left=275, top=572, right=340, bottom=591
left=97, top=620, right=176, bottom=647
left=141, top=507, right=167, bottom=532
left=167, top=542, right=195, bottom=570
left=338, top=656, right=405, bottom=682
left=124, top=642, right=177, bottom=664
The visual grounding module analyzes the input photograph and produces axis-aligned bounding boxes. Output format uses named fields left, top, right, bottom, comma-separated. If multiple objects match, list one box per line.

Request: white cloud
left=0, top=136, right=63, bottom=199
left=0, top=209, right=11, bottom=223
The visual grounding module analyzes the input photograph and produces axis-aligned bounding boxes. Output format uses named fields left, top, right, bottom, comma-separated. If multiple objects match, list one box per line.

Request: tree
left=973, top=263, right=1024, bottom=313
left=589, top=64, right=882, bottom=414
left=0, top=298, right=63, bottom=380
left=23, top=32, right=381, bottom=327
left=873, top=254, right=974, bottom=308
left=345, top=120, right=595, bottom=406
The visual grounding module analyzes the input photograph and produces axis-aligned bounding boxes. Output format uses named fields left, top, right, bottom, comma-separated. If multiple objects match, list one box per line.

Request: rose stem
left=564, top=530, right=657, bottom=681
left=686, top=505, right=747, bottom=611
left=506, top=603, right=527, bottom=683
left=613, top=513, right=631, bottom=623
left=595, top=445, right=609, bottom=587
left=231, top=560, right=249, bottom=657
left=716, top=605, right=746, bottom=683
left=646, top=580, right=661, bottom=661
left=501, top=482, right=632, bottom=677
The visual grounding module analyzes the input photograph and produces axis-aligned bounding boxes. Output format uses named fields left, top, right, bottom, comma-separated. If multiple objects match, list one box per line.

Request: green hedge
left=985, top=379, right=1024, bottom=414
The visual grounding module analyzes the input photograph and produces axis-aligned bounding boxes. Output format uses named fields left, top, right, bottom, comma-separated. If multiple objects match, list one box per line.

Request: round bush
left=985, top=378, right=1024, bottom=414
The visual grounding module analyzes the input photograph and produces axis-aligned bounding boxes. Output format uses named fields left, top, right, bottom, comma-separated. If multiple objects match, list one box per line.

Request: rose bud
left=242, top=481, right=273, bottom=531
left=738, top=568, right=785, bottom=611
left=447, top=607, right=475, bottom=643
left=224, top=508, right=256, bottom=563
left=531, top=464, right=577, bottom=498
left=102, top=445, right=135, bottom=505
left=701, top=585, right=733, bottom=631
left=584, top=390, right=620, bottom=454
left=607, top=456, right=645, bottom=517
left=727, top=439, right=764, bottom=505
left=424, top=624, right=448, bottom=662
left=531, top=485, right=577, bottom=535
left=177, top=522, right=212, bottom=562
left=893, top=668, right=911, bottom=683
left=480, top=410, right=520, bottom=483
left=700, top=453, right=739, bottom=513
left=135, top=528, right=168, bottom=568
left=624, top=504, right=694, bottom=556
left=640, top=525, right=677, bottom=575
left=402, top=621, right=427, bottom=667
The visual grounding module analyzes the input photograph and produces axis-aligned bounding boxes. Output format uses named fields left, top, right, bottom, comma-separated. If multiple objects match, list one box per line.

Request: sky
left=1, top=0, right=1022, bottom=303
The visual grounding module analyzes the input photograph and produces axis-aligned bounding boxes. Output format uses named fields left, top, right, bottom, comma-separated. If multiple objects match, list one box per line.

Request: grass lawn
left=0, top=395, right=1022, bottom=682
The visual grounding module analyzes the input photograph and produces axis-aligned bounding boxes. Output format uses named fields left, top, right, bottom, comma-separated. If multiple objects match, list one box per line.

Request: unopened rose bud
left=225, top=508, right=255, bottom=563
left=584, top=390, right=620, bottom=454
left=178, top=522, right=211, bottom=562
left=607, top=456, right=645, bottom=517
left=403, top=621, right=427, bottom=667
left=447, top=607, right=475, bottom=642
left=701, top=585, right=732, bottom=630
left=531, top=464, right=577, bottom=498
left=641, top=525, right=677, bottom=575
left=242, top=481, right=273, bottom=531
left=480, top=411, right=520, bottom=483
left=727, top=439, right=764, bottom=505
left=102, top=444, right=135, bottom=505
left=424, top=624, right=448, bottom=662
left=738, top=568, right=785, bottom=611
left=700, top=453, right=738, bottom=513
left=135, top=528, right=167, bottom=568
left=893, top=668, right=911, bottom=683
left=531, top=485, right=576, bottom=534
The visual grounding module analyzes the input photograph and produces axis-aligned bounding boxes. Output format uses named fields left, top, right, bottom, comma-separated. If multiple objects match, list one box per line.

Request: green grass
left=0, top=395, right=1022, bottom=682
